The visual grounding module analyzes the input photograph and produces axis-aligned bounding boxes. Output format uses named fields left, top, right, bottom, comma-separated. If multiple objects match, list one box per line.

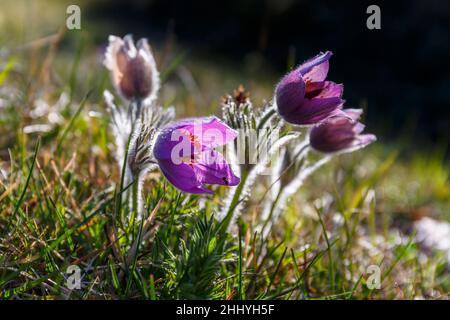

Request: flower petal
left=136, top=38, right=160, bottom=102
left=281, top=97, right=344, bottom=125
left=275, top=72, right=306, bottom=116
left=153, top=127, right=195, bottom=160
left=160, top=117, right=238, bottom=148
left=355, top=134, right=376, bottom=147
left=123, top=34, right=137, bottom=58
left=158, top=160, right=213, bottom=194
left=189, top=117, right=238, bottom=148
left=315, top=81, right=344, bottom=99
left=194, top=150, right=240, bottom=186
left=298, top=51, right=332, bottom=82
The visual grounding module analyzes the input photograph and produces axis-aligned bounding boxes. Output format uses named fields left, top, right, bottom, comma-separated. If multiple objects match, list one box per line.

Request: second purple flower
left=275, top=51, right=344, bottom=126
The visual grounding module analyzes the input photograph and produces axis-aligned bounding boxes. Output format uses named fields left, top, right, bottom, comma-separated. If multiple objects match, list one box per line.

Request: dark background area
left=86, top=0, right=449, bottom=146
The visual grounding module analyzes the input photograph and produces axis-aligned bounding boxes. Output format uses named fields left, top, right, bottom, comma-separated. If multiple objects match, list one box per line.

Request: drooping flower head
left=104, top=34, right=160, bottom=103
left=309, top=109, right=376, bottom=154
left=275, top=51, right=344, bottom=126
left=154, top=117, right=240, bottom=194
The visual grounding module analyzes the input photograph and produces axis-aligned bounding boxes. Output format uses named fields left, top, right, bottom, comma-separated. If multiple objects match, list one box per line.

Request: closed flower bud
left=104, top=34, right=160, bottom=103
left=275, top=51, right=344, bottom=126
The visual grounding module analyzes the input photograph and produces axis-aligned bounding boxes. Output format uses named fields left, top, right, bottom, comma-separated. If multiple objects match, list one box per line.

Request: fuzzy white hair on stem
left=260, top=154, right=331, bottom=239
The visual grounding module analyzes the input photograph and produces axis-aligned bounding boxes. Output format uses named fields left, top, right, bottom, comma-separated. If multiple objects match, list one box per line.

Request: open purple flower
left=309, top=109, right=376, bottom=154
left=154, top=117, right=240, bottom=194
left=275, top=51, right=344, bottom=126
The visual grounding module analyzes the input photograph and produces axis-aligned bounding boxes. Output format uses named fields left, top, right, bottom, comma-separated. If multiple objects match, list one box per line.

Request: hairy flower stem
left=127, top=98, right=144, bottom=221
left=261, top=155, right=331, bottom=238
left=256, top=141, right=309, bottom=234
left=219, top=170, right=249, bottom=233
left=134, top=99, right=143, bottom=125
left=128, top=99, right=142, bottom=140
left=130, top=176, right=143, bottom=226
left=130, top=178, right=138, bottom=225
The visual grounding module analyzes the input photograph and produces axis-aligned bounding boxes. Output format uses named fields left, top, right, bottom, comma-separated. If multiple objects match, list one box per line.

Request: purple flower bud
left=154, top=117, right=240, bottom=194
left=275, top=51, right=344, bottom=126
left=309, top=110, right=376, bottom=154
left=104, top=35, right=160, bottom=103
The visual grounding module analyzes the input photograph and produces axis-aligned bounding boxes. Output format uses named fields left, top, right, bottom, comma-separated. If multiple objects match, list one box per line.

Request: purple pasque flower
left=153, top=117, right=240, bottom=194
left=275, top=51, right=344, bottom=126
left=309, top=109, right=376, bottom=154
left=104, top=34, right=160, bottom=103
